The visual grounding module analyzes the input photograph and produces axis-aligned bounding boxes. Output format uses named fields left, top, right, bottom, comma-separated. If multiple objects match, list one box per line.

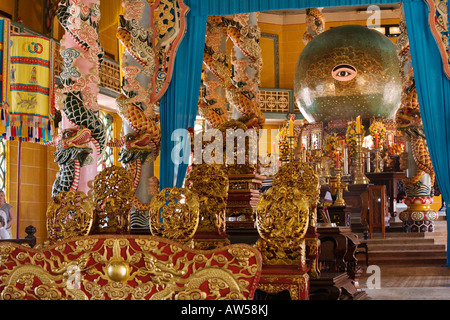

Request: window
left=370, top=24, right=401, bottom=38
left=98, top=111, right=114, bottom=171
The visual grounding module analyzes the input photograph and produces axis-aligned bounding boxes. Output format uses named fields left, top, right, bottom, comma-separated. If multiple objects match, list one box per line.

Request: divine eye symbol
left=332, top=64, right=357, bottom=81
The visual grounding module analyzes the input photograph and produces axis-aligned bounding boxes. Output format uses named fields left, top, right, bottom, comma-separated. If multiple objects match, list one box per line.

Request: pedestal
left=226, top=174, right=265, bottom=229
left=399, top=196, right=438, bottom=232
left=399, top=177, right=438, bottom=233
left=255, top=265, right=310, bottom=300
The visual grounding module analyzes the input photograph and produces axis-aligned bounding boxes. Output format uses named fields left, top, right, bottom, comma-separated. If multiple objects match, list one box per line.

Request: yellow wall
left=7, top=141, right=59, bottom=243
left=0, top=2, right=15, bottom=19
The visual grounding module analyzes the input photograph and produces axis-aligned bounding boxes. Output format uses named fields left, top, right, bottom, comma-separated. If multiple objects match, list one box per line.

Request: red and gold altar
left=0, top=0, right=446, bottom=303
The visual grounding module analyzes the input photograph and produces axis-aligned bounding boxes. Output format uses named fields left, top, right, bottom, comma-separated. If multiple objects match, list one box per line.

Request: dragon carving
left=201, top=14, right=265, bottom=130
left=53, top=0, right=106, bottom=197
left=395, top=20, right=435, bottom=188
left=115, top=0, right=188, bottom=218
left=52, top=127, right=92, bottom=196
left=302, top=8, right=325, bottom=45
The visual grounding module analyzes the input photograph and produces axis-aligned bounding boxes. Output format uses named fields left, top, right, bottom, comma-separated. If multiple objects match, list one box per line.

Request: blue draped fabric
left=160, top=0, right=450, bottom=264
left=403, top=1, right=450, bottom=266
left=187, top=0, right=403, bottom=16
left=159, top=11, right=207, bottom=189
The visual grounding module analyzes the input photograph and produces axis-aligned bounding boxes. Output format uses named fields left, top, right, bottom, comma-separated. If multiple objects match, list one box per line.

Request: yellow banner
left=8, top=34, right=55, bottom=143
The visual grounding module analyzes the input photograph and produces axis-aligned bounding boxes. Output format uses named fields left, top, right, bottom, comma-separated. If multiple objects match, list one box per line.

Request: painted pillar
left=395, top=19, right=437, bottom=232
left=53, top=0, right=106, bottom=197
left=200, top=15, right=230, bottom=129
left=117, top=0, right=159, bottom=229
left=227, top=12, right=264, bottom=129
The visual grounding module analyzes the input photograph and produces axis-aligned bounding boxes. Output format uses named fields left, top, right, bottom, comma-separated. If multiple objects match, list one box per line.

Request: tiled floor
left=358, top=266, right=450, bottom=300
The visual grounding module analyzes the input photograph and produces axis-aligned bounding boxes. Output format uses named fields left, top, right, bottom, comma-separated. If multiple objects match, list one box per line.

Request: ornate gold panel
left=0, top=235, right=262, bottom=300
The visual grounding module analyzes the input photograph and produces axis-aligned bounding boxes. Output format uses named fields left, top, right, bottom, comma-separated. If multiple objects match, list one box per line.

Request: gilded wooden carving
left=46, top=190, right=93, bottom=244
left=149, top=187, right=199, bottom=243
left=91, top=166, right=133, bottom=234
left=0, top=235, right=262, bottom=300
left=185, top=163, right=228, bottom=235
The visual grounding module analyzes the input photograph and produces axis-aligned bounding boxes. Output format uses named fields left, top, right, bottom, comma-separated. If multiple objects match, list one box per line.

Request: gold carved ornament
left=46, top=190, right=93, bottom=244
left=185, top=164, right=229, bottom=235
left=0, top=236, right=262, bottom=300
left=91, top=165, right=133, bottom=234
left=216, top=119, right=258, bottom=175
left=255, top=185, right=310, bottom=265
left=255, top=161, right=321, bottom=266
left=148, top=187, right=200, bottom=244
left=272, top=160, right=321, bottom=227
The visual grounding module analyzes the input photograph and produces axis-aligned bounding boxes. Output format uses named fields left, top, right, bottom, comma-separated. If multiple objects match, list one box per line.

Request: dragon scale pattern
left=53, top=0, right=106, bottom=197
left=116, top=0, right=188, bottom=215
left=202, top=14, right=265, bottom=129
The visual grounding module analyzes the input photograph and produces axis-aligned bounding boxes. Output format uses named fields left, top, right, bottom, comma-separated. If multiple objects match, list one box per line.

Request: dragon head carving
left=394, top=75, right=425, bottom=139
left=52, top=127, right=93, bottom=197
left=118, top=132, right=157, bottom=165
left=55, top=127, right=93, bottom=165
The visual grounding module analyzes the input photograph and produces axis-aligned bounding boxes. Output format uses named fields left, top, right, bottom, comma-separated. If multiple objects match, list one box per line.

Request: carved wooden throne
left=0, top=166, right=262, bottom=300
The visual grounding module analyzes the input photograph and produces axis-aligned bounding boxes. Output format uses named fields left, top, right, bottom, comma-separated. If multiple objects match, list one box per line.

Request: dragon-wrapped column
left=116, top=0, right=188, bottom=230
left=53, top=0, right=106, bottom=197
left=116, top=0, right=160, bottom=230
left=395, top=18, right=438, bottom=232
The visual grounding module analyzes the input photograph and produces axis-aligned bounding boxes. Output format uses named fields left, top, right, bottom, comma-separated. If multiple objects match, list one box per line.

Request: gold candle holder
left=353, top=133, right=370, bottom=184
left=373, top=147, right=381, bottom=173
left=288, top=136, right=295, bottom=162
left=332, top=167, right=347, bottom=207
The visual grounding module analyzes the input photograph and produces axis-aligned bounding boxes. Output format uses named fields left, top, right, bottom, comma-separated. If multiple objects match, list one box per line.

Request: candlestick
left=374, top=147, right=381, bottom=173
left=332, top=167, right=347, bottom=207
left=375, top=133, right=378, bottom=148
left=353, top=133, right=370, bottom=184
left=356, top=116, right=361, bottom=134
left=288, top=136, right=294, bottom=164
left=343, top=147, right=348, bottom=175
left=289, top=119, right=293, bottom=137
left=336, top=151, right=340, bottom=168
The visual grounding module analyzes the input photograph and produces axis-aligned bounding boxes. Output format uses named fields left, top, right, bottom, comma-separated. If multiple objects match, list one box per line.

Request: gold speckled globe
left=294, top=25, right=402, bottom=126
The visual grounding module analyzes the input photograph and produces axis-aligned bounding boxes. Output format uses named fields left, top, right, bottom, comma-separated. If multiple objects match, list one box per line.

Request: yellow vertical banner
left=7, top=34, right=55, bottom=143
left=0, top=18, right=11, bottom=137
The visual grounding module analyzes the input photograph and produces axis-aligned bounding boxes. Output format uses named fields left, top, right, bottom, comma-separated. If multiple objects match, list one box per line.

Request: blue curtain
left=159, top=10, right=207, bottom=189
left=188, top=0, right=402, bottom=16
left=403, top=1, right=450, bottom=266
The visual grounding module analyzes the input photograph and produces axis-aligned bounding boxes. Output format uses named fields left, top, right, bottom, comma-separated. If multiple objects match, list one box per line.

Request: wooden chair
left=368, top=185, right=388, bottom=238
